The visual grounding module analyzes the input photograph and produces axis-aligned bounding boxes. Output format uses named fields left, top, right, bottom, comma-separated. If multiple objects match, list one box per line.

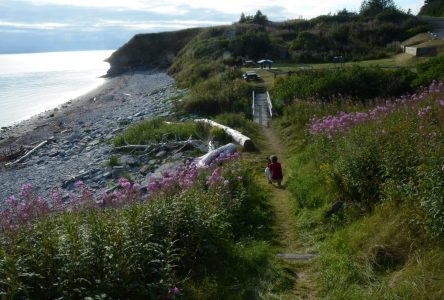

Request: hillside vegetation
left=276, top=79, right=444, bottom=298
left=420, top=0, right=444, bottom=17
left=108, top=9, right=428, bottom=78
left=106, top=28, right=201, bottom=76
left=3, top=1, right=444, bottom=298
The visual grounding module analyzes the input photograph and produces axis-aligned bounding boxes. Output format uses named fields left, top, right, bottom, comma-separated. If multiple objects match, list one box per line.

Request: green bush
left=181, top=76, right=252, bottom=116
left=213, top=113, right=260, bottom=141
left=413, top=54, right=444, bottom=88
left=271, top=66, right=415, bottom=110
left=210, top=127, right=231, bottom=144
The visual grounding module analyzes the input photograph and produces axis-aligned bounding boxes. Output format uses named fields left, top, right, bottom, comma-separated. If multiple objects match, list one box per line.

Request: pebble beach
left=0, top=71, right=182, bottom=203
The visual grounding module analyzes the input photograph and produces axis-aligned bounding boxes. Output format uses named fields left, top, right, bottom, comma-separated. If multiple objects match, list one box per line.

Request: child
left=265, top=157, right=272, bottom=183
left=268, top=155, right=283, bottom=186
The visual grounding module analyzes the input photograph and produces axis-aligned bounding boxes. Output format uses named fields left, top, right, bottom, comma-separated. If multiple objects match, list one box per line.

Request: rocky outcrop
left=106, top=28, right=201, bottom=76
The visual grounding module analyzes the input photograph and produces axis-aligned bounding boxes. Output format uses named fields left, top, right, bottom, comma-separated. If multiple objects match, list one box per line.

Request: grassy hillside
left=107, top=11, right=429, bottom=79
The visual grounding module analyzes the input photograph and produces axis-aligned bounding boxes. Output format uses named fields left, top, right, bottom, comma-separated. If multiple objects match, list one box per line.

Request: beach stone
left=171, top=152, right=183, bottom=160
left=155, top=150, right=167, bottom=158
left=88, top=139, right=100, bottom=146
left=112, top=166, right=124, bottom=178
left=48, top=151, right=59, bottom=158
left=139, top=165, right=151, bottom=175
left=121, top=156, right=138, bottom=167
left=118, top=118, right=131, bottom=125
left=68, top=132, right=81, bottom=142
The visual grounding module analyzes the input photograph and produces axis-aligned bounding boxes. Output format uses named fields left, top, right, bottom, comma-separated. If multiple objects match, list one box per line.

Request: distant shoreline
left=0, top=71, right=178, bottom=201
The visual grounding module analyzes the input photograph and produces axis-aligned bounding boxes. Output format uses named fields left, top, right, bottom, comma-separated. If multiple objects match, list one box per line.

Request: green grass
left=114, top=117, right=210, bottom=146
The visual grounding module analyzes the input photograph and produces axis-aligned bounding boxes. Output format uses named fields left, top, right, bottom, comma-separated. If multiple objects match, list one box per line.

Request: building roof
left=257, top=59, right=273, bottom=63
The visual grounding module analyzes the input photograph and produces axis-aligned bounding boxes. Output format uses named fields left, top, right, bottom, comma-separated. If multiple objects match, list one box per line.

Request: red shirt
left=269, top=162, right=283, bottom=180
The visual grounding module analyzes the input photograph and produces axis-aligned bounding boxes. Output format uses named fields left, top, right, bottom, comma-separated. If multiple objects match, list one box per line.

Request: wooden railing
left=252, top=90, right=255, bottom=117
left=266, top=91, right=273, bottom=118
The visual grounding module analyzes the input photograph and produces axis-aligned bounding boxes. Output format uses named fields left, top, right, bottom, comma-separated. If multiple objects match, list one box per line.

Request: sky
left=0, top=0, right=425, bottom=53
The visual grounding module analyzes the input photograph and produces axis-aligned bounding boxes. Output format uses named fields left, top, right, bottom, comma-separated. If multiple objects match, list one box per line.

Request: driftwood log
left=114, top=139, right=206, bottom=153
left=5, top=140, right=48, bottom=167
left=196, top=143, right=237, bottom=167
left=194, top=119, right=253, bottom=149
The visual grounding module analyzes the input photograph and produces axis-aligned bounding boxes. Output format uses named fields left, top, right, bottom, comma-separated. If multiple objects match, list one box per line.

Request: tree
left=419, top=0, right=444, bottom=16
left=360, top=0, right=397, bottom=16
left=239, top=13, right=247, bottom=23
left=252, top=10, right=268, bottom=25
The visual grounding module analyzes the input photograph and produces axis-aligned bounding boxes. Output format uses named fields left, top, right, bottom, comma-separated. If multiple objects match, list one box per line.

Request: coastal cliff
left=105, top=28, right=201, bottom=76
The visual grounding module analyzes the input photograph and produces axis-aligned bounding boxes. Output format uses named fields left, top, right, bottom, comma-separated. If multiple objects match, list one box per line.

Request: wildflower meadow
left=0, top=152, right=283, bottom=298
left=277, top=79, right=444, bottom=298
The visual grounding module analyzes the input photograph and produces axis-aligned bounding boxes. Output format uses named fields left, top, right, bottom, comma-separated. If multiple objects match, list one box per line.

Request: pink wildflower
left=132, top=183, right=142, bottom=192
left=19, top=183, right=33, bottom=198
left=169, top=287, right=180, bottom=295
left=118, top=177, right=132, bottom=191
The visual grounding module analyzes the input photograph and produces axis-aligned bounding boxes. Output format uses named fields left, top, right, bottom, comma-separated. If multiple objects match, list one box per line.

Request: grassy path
left=248, top=125, right=317, bottom=299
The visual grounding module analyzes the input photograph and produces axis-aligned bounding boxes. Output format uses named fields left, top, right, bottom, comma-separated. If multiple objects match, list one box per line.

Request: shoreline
left=0, top=75, right=113, bottom=146
left=0, top=71, right=181, bottom=202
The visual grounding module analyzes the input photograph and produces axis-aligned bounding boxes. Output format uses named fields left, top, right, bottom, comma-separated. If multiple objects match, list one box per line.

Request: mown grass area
left=271, top=53, right=431, bottom=70
left=275, top=80, right=444, bottom=298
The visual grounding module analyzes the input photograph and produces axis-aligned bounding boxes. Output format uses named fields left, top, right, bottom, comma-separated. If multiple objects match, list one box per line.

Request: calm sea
left=0, top=50, right=114, bottom=127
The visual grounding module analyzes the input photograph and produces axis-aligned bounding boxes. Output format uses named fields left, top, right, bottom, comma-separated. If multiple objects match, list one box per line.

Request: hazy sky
left=0, top=0, right=425, bottom=53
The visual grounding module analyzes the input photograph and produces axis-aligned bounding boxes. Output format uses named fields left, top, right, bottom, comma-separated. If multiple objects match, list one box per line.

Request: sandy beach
left=0, top=71, right=182, bottom=202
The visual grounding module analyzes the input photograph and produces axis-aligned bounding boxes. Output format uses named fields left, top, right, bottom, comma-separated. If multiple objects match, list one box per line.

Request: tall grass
left=180, top=75, right=253, bottom=116
left=113, top=117, right=210, bottom=146
left=276, top=80, right=444, bottom=298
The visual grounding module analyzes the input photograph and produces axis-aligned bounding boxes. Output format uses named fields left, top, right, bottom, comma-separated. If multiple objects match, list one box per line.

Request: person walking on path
left=269, top=155, right=283, bottom=186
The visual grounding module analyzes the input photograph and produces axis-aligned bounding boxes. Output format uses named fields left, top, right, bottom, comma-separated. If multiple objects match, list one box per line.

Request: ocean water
left=0, top=50, right=114, bottom=127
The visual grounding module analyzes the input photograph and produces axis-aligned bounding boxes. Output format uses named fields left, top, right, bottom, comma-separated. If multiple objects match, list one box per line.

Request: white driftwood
left=5, top=140, right=48, bottom=167
left=195, top=119, right=253, bottom=149
left=196, top=143, right=237, bottom=167
left=114, top=139, right=205, bottom=152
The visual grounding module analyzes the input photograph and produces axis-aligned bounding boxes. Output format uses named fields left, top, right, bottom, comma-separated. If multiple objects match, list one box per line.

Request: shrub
left=413, top=55, right=444, bottom=88
left=210, top=127, right=231, bottom=144
left=181, top=76, right=252, bottom=116
left=271, top=66, right=416, bottom=110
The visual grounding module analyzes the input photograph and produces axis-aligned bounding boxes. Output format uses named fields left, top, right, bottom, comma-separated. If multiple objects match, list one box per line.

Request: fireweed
left=309, top=80, right=444, bottom=137
left=1, top=152, right=241, bottom=232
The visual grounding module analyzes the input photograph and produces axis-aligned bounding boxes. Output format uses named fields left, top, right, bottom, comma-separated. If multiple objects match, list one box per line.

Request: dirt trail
left=252, top=126, right=317, bottom=299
